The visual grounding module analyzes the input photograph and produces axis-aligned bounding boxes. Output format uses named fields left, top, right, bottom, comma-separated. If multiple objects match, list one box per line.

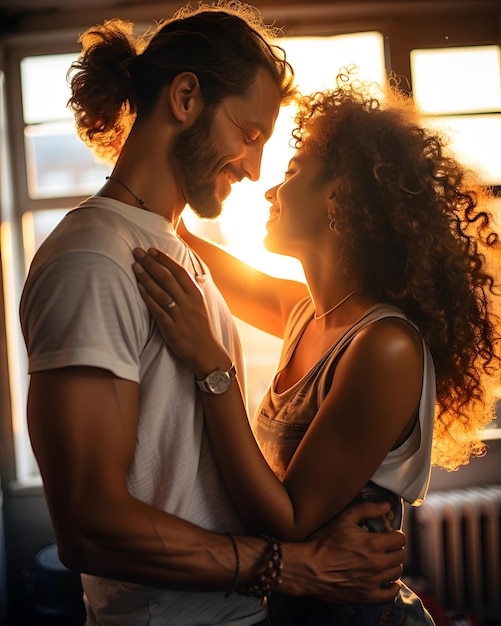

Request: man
left=20, top=3, right=405, bottom=625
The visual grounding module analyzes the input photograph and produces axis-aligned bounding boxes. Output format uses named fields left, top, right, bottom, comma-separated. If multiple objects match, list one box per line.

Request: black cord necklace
left=106, top=175, right=152, bottom=212
left=105, top=174, right=206, bottom=286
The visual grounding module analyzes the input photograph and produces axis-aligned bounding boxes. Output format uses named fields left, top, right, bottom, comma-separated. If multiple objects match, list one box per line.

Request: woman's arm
left=177, top=221, right=308, bottom=338
left=132, top=249, right=423, bottom=541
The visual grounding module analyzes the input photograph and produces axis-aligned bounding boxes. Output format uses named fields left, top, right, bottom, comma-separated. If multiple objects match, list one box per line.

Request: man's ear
left=169, top=72, right=204, bottom=122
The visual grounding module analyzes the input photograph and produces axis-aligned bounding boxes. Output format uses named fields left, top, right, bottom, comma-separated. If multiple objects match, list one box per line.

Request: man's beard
left=173, top=105, right=227, bottom=219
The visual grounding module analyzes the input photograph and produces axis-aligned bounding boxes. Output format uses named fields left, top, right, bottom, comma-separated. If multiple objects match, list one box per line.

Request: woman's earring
left=328, top=190, right=337, bottom=231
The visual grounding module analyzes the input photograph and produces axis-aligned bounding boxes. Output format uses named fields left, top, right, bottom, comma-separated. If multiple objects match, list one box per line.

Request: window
left=411, top=45, right=501, bottom=433
left=21, top=53, right=111, bottom=201
left=410, top=45, right=501, bottom=186
left=3, top=26, right=501, bottom=482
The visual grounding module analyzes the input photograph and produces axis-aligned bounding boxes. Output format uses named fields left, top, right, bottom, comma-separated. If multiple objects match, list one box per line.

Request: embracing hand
left=286, top=501, right=405, bottom=603
left=132, top=248, right=231, bottom=378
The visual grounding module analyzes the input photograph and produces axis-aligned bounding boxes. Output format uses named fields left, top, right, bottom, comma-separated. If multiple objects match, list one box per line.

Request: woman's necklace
left=105, top=174, right=206, bottom=286
left=313, top=290, right=358, bottom=320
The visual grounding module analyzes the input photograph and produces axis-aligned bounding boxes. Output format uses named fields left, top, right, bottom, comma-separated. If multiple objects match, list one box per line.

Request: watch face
left=197, top=365, right=236, bottom=394
left=207, top=370, right=231, bottom=394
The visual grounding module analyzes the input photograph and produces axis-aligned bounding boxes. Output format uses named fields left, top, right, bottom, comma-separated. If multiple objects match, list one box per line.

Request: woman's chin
left=263, top=232, right=283, bottom=256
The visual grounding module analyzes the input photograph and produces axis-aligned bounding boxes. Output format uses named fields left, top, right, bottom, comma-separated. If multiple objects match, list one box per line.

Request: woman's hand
left=132, top=248, right=231, bottom=378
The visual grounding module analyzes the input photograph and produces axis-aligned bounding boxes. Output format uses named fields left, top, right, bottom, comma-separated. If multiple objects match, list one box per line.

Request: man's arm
left=28, top=365, right=404, bottom=600
left=28, top=365, right=256, bottom=590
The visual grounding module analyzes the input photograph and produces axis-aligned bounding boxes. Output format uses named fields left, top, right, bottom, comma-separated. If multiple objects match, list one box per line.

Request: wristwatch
left=196, top=364, right=236, bottom=395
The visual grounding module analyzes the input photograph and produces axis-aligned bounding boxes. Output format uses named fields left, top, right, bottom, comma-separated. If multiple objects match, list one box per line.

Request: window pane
left=427, top=114, right=501, bottom=185
left=410, top=45, right=501, bottom=114
left=20, top=53, right=76, bottom=124
left=24, top=122, right=110, bottom=199
left=282, top=32, right=386, bottom=94
left=21, top=54, right=112, bottom=198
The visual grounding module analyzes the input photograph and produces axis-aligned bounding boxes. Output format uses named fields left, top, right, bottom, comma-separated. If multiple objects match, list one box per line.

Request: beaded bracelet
left=237, top=535, right=283, bottom=598
left=225, top=533, right=240, bottom=598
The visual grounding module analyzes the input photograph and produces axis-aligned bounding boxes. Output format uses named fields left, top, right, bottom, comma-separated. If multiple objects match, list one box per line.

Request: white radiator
left=413, top=485, right=501, bottom=621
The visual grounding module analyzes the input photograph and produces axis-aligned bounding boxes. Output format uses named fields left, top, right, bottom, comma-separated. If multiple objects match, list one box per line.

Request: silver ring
left=166, top=300, right=177, bottom=310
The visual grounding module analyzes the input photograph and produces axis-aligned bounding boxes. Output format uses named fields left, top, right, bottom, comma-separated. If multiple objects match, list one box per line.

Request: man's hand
left=280, top=501, right=405, bottom=603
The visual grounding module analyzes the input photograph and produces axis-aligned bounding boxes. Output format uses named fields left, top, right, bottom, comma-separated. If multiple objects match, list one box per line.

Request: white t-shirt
left=20, top=197, right=265, bottom=625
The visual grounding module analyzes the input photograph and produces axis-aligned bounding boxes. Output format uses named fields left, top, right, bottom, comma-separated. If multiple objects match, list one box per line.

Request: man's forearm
left=58, top=493, right=266, bottom=593
left=58, top=494, right=403, bottom=603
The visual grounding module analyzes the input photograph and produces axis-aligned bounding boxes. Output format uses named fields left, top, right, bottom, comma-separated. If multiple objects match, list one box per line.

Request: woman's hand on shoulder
left=132, top=248, right=230, bottom=378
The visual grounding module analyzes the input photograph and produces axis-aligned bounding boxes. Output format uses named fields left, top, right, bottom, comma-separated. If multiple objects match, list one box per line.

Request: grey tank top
left=252, top=299, right=436, bottom=530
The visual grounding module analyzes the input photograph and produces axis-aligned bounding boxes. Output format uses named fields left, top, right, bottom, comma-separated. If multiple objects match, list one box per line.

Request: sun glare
left=22, top=38, right=501, bottom=277
left=184, top=33, right=386, bottom=280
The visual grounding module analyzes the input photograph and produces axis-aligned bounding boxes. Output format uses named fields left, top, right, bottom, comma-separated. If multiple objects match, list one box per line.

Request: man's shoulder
left=58, top=201, right=138, bottom=248
left=32, top=201, right=144, bottom=271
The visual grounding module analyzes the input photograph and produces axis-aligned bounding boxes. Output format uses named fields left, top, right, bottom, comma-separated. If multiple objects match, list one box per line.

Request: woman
left=132, top=76, right=500, bottom=624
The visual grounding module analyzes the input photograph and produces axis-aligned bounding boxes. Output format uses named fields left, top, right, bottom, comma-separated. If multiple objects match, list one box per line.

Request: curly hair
left=292, top=74, right=501, bottom=471
left=67, top=1, right=295, bottom=163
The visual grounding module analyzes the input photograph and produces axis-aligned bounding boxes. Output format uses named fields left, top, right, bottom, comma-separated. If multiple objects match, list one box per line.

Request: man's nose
left=241, top=144, right=264, bottom=181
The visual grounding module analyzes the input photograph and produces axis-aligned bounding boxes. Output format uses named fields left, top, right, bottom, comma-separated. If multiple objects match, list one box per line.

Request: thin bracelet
left=225, top=533, right=240, bottom=597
